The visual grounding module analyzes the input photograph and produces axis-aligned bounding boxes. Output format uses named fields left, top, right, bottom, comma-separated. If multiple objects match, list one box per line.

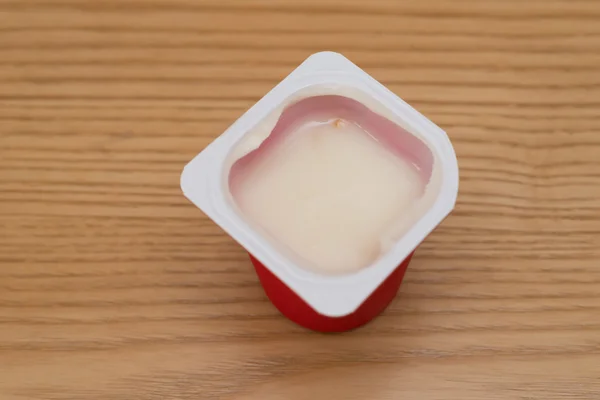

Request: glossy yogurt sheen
left=229, top=95, right=434, bottom=275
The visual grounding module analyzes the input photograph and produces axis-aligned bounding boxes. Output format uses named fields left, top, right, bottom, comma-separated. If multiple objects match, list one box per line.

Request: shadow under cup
left=227, top=94, right=436, bottom=332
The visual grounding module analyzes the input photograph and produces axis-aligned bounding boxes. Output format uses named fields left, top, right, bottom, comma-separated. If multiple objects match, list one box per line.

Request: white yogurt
left=228, top=95, right=435, bottom=275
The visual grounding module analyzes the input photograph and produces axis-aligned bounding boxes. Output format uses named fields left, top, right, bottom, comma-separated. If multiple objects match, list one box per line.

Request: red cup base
left=250, top=252, right=414, bottom=333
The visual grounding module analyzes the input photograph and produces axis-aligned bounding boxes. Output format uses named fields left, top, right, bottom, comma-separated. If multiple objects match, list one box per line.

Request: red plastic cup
left=181, top=52, right=459, bottom=332
left=250, top=252, right=414, bottom=332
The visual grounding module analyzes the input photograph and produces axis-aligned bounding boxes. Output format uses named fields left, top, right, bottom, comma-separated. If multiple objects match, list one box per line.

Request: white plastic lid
left=181, top=52, right=459, bottom=317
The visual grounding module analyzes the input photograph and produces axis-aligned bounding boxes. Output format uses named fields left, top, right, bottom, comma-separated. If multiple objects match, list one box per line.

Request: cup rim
left=181, top=52, right=459, bottom=317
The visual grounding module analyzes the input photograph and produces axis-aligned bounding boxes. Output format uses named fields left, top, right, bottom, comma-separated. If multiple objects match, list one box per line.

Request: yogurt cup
left=181, top=52, right=459, bottom=332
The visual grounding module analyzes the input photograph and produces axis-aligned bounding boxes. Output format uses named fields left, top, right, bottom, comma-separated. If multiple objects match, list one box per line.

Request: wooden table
left=2, top=1, right=600, bottom=399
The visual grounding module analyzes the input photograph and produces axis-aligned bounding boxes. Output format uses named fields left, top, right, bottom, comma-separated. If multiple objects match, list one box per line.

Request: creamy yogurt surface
left=227, top=92, right=440, bottom=275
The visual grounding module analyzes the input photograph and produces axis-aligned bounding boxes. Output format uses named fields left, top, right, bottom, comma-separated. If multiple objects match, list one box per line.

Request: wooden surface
left=2, top=0, right=600, bottom=399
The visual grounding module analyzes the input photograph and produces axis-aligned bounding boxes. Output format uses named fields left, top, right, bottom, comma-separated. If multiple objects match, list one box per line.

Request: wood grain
left=1, top=0, right=600, bottom=399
